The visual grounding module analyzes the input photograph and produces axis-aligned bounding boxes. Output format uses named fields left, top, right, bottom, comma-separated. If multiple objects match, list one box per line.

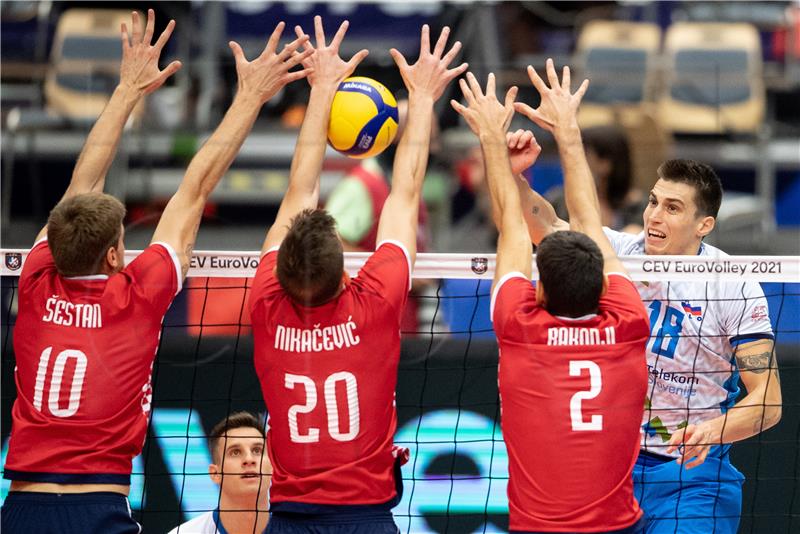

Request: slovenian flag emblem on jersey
left=681, top=301, right=702, bottom=317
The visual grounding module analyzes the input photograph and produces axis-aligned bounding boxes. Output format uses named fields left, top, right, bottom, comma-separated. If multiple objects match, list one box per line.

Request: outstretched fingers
left=285, top=45, right=314, bottom=69
left=143, top=9, right=155, bottom=45
left=420, top=24, right=431, bottom=55
left=545, top=58, right=560, bottom=90
left=153, top=19, right=176, bottom=54
left=345, top=48, right=370, bottom=71
left=502, top=85, right=518, bottom=129
left=574, top=78, right=590, bottom=103
left=313, top=15, right=326, bottom=48
left=120, top=23, right=131, bottom=51
left=441, top=40, right=462, bottom=67
left=277, top=33, right=310, bottom=62
left=432, top=26, right=450, bottom=57
left=465, top=71, right=484, bottom=98
left=389, top=48, right=410, bottom=71
left=526, top=65, right=548, bottom=94
left=330, top=20, right=350, bottom=50
left=264, top=21, right=286, bottom=56
left=131, top=11, right=142, bottom=44
left=458, top=78, right=477, bottom=106
left=229, top=41, right=247, bottom=66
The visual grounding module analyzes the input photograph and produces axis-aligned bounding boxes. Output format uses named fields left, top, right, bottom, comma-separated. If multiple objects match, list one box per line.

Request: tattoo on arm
left=735, top=351, right=775, bottom=374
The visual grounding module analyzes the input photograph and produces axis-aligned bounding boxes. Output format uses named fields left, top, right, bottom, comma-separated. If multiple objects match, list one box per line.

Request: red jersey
left=492, top=272, right=649, bottom=532
left=249, top=241, right=410, bottom=506
left=4, top=239, right=181, bottom=484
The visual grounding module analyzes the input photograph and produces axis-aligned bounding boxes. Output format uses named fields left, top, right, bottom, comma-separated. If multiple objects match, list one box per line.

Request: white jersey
left=168, top=511, right=226, bottom=534
left=604, top=229, right=774, bottom=458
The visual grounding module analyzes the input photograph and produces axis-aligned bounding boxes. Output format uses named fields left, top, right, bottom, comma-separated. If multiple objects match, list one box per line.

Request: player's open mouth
left=241, top=473, right=260, bottom=479
left=647, top=229, right=666, bottom=240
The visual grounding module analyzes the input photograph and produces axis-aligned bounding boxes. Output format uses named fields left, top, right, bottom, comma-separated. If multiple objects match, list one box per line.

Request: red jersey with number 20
left=492, top=272, right=649, bottom=532
left=249, top=241, right=410, bottom=506
left=4, top=239, right=181, bottom=484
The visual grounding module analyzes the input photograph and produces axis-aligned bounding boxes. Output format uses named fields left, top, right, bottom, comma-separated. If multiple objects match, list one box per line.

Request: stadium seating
left=45, top=9, right=139, bottom=121
left=575, top=20, right=662, bottom=128
left=658, top=22, right=765, bottom=134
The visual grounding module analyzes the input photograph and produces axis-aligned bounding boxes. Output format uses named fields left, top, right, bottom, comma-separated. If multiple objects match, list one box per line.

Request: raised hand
left=229, top=22, right=313, bottom=104
left=293, top=16, right=369, bottom=89
left=450, top=72, right=517, bottom=137
left=119, top=9, right=182, bottom=96
left=508, top=129, right=542, bottom=175
left=390, top=25, right=467, bottom=101
left=514, top=58, right=589, bottom=133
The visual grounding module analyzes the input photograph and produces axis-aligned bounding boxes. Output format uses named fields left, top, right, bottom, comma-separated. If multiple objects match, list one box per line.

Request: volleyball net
left=1, top=250, right=799, bottom=532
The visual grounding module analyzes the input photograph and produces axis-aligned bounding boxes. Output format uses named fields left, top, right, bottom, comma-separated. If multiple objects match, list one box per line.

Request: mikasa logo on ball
left=342, top=81, right=375, bottom=93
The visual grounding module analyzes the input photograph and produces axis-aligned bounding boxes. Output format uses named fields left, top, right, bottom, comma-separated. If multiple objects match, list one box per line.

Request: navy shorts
left=513, top=515, right=646, bottom=534
left=633, top=454, right=744, bottom=534
left=266, top=510, right=398, bottom=534
left=0, top=491, right=141, bottom=534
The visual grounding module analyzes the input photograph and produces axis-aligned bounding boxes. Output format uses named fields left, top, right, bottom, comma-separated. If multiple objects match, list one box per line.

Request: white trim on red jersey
left=376, top=239, right=413, bottom=292
left=151, top=241, right=183, bottom=294
left=490, top=271, right=528, bottom=322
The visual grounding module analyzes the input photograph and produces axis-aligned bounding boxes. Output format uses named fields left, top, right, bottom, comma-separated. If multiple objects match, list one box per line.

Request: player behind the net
left=451, top=63, right=650, bottom=532
left=512, top=63, right=782, bottom=533
left=1, top=11, right=312, bottom=533
left=169, top=412, right=272, bottom=534
left=247, top=17, right=466, bottom=534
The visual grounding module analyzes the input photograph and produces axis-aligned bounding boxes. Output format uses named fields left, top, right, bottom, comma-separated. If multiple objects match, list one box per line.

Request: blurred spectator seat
left=45, top=9, right=139, bottom=121
left=576, top=20, right=662, bottom=128
left=659, top=22, right=765, bottom=134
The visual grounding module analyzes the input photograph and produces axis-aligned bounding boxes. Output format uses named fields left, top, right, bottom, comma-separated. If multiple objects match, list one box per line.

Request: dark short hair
left=536, top=231, right=604, bottom=317
left=277, top=209, right=344, bottom=306
left=208, top=411, right=265, bottom=464
left=47, top=192, right=126, bottom=276
left=583, top=125, right=632, bottom=210
left=657, top=159, right=723, bottom=218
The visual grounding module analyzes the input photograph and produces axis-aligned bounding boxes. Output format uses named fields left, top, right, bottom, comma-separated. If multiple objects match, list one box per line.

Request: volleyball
left=328, top=76, right=399, bottom=159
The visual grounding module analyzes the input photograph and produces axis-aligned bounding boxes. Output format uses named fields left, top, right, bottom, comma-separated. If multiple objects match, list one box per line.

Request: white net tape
left=1, top=249, right=798, bottom=282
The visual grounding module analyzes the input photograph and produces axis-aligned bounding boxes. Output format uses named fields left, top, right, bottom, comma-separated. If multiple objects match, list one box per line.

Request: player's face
left=214, top=427, right=271, bottom=500
left=643, top=179, right=714, bottom=256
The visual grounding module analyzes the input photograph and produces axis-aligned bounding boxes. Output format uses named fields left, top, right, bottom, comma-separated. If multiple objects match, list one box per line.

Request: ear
left=535, top=281, right=547, bottom=307
left=208, top=463, right=222, bottom=486
left=106, top=246, right=120, bottom=271
left=272, top=266, right=278, bottom=276
left=600, top=274, right=609, bottom=297
left=696, top=215, right=715, bottom=239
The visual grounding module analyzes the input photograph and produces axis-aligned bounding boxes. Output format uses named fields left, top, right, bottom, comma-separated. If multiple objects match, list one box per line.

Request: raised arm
left=262, top=16, right=368, bottom=253
left=35, top=9, right=181, bottom=243
left=375, top=25, right=467, bottom=262
left=666, top=339, right=782, bottom=469
left=451, top=73, right=529, bottom=287
left=514, top=59, right=624, bottom=275
left=152, top=23, right=312, bottom=276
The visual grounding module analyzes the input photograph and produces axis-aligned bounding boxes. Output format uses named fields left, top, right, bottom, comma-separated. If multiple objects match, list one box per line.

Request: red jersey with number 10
left=4, top=239, right=181, bottom=484
left=249, top=241, right=410, bottom=506
left=492, top=272, right=649, bottom=532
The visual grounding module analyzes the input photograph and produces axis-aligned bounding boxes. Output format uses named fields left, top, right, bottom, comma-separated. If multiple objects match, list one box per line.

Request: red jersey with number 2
left=4, top=239, right=181, bottom=484
left=492, top=272, right=649, bottom=532
left=249, top=240, right=410, bottom=506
